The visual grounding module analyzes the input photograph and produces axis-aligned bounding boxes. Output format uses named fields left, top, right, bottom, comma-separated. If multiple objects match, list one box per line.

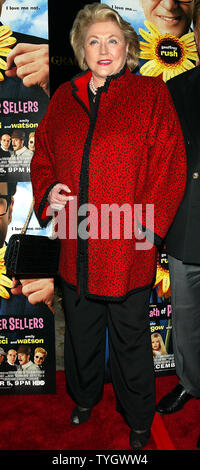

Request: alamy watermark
left=48, top=197, right=155, bottom=251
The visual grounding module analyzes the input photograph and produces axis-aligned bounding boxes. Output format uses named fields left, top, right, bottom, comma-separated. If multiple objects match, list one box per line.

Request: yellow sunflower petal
left=181, top=32, right=196, bottom=44
left=0, top=284, right=10, bottom=299
left=139, top=28, right=156, bottom=44
left=183, top=58, right=196, bottom=70
left=140, top=59, right=163, bottom=76
left=167, top=69, right=180, bottom=79
left=0, top=58, right=7, bottom=70
left=0, top=47, right=12, bottom=56
left=0, top=248, right=7, bottom=274
left=185, top=45, right=198, bottom=53
left=0, top=246, right=6, bottom=258
left=186, top=45, right=199, bottom=52
left=0, top=268, right=6, bottom=276
left=184, top=40, right=197, bottom=48
left=140, top=51, right=155, bottom=60
left=149, top=65, right=163, bottom=77
left=0, top=25, right=11, bottom=37
left=139, top=41, right=153, bottom=50
left=0, top=274, right=12, bottom=288
left=0, top=71, right=4, bottom=81
left=163, top=69, right=173, bottom=82
left=161, top=275, right=170, bottom=294
left=164, top=68, right=186, bottom=81
left=144, top=20, right=161, bottom=38
left=154, top=269, right=165, bottom=287
left=0, top=37, right=17, bottom=47
left=173, top=66, right=187, bottom=75
left=0, top=31, right=13, bottom=42
left=186, top=52, right=198, bottom=60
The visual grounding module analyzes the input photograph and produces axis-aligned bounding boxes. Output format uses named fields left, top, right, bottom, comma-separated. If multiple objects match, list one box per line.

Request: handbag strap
left=21, top=198, right=55, bottom=236
left=21, top=198, right=35, bottom=234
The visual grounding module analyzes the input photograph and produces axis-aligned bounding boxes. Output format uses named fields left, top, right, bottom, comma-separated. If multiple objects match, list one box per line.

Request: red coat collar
left=71, top=70, right=92, bottom=114
left=71, top=65, right=130, bottom=113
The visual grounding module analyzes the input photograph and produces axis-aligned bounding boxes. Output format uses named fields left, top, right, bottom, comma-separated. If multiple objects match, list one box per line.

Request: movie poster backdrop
left=0, top=0, right=56, bottom=394
left=103, top=0, right=198, bottom=376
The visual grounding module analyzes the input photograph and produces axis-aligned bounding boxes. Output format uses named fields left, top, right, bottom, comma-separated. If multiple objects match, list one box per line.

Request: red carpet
left=0, top=371, right=199, bottom=451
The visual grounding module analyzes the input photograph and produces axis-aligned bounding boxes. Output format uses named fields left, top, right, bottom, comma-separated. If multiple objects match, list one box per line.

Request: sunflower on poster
left=139, top=20, right=198, bottom=82
left=153, top=253, right=171, bottom=299
left=0, top=246, right=12, bottom=299
left=0, top=24, right=16, bottom=81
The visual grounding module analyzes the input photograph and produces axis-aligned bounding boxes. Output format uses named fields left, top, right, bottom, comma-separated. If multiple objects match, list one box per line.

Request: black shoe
left=130, top=429, right=150, bottom=450
left=197, top=435, right=200, bottom=450
left=156, top=383, right=193, bottom=414
left=70, top=406, right=92, bottom=425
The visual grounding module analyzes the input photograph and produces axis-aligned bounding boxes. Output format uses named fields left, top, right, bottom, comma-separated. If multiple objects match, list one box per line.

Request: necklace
left=89, top=76, right=97, bottom=100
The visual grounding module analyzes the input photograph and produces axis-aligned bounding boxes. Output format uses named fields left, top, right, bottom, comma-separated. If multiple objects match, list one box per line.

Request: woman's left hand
left=48, top=183, right=73, bottom=211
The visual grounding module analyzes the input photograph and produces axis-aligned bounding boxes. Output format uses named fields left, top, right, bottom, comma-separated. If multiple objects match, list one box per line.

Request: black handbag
left=4, top=199, right=60, bottom=278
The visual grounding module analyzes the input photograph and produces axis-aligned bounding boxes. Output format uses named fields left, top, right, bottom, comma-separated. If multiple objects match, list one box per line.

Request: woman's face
left=140, top=0, right=194, bottom=38
left=152, top=337, right=160, bottom=351
left=84, top=20, right=128, bottom=88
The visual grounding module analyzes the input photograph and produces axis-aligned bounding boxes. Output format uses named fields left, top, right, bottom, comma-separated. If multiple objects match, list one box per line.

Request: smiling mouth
left=158, top=16, right=182, bottom=22
left=97, top=60, right=112, bottom=65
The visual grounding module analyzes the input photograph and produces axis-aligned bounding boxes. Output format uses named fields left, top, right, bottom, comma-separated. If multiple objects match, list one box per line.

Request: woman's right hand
left=48, top=183, right=73, bottom=210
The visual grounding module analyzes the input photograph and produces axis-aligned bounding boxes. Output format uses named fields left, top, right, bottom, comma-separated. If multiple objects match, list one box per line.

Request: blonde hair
left=29, top=132, right=35, bottom=140
left=34, top=347, right=47, bottom=358
left=70, top=2, right=139, bottom=72
left=151, top=332, right=167, bottom=357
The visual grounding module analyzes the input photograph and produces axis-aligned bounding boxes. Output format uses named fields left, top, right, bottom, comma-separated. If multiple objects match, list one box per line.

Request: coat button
left=193, top=172, right=199, bottom=179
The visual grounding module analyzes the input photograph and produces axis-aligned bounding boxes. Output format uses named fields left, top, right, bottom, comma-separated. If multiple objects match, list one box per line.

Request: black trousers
left=61, top=279, right=155, bottom=429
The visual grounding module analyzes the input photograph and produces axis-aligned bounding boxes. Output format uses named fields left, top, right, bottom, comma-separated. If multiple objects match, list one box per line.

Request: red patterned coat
left=31, top=66, right=186, bottom=301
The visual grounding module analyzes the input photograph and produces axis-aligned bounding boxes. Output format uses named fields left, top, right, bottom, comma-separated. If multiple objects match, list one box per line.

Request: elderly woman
left=31, top=3, right=186, bottom=450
